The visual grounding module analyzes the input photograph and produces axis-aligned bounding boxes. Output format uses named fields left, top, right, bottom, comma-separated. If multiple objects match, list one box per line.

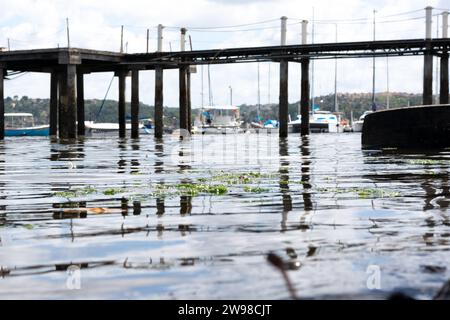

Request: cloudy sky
left=1, top=0, right=449, bottom=108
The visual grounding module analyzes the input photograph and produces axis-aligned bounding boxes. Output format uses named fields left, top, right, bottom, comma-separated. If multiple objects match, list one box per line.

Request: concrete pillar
left=59, top=65, right=77, bottom=140
left=179, top=65, right=188, bottom=131
left=0, top=67, right=4, bottom=140
left=76, top=71, right=85, bottom=136
left=180, top=28, right=187, bottom=52
left=154, top=68, right=164, bottom=138
left=50, top=71, right=58, bottom=136
left=279, top=59, right=289, bottom=138
left=118, top=71, right=126, bottom=138
left=301, top=58, right=310, bottom=136
left=425, top=6, right=433, bottom=40
left=131, top=69, right=140, bottom=139
left=157, top=24, right=164, bottom=52
left=280, top=16, right=287, bottom=46
left=301, top=20, right=308, bottom=45
left=444, top=11, right=449, bottom=38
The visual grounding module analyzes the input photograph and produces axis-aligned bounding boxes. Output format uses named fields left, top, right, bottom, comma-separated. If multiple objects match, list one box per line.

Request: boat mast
left=334, top=23, right=338, bottom=113
left=311, top=7, right=315, bottom=114
left=371, top=10, right=377, bottom=110
left=257, top=62, right=261, bottom=121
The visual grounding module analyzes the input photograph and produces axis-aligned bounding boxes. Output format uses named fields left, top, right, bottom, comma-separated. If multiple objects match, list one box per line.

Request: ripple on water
left=0, top=133, right=449, bottom=299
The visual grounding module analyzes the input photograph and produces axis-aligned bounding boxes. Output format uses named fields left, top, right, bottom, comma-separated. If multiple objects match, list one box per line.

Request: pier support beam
left=440, top=52, right=449, bottom=104
left=154, top=68, right=164, bottom=138
left=301, top=58, right=310, bottom=136
left=59, top=65, right=77, bottom=140
left=187, top=69, right=192, bottom=133
left=118, top=71, right=126, bottom=138
left=279, top=59, right=289, bottom=138
left=50, top=71, right=58, bottom=136
left=0, top=66, right=4, bottom=140
left=179, top=65, right=188, bottom=131
left=76, top=71, right=85, bottom=136
left=423, top=51, right=434, bottom=105
left=131, top=69, right=140, bottom=139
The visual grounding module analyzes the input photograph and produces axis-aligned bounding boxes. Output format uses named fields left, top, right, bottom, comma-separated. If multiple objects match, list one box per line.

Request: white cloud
left=1, top=0, right=448, bottom=109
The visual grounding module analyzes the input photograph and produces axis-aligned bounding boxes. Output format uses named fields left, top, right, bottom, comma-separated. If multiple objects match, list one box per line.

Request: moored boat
left=4, top=113, right=49, bottom=136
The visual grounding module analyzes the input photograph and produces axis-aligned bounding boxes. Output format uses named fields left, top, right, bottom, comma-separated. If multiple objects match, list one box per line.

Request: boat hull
left=5, top=126, right=50, bottom=137
left=362, top=105, right=450, bottom=149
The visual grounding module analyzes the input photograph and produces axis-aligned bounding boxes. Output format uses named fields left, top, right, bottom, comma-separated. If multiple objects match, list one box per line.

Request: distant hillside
left=3, top=92, right=428, bottom=126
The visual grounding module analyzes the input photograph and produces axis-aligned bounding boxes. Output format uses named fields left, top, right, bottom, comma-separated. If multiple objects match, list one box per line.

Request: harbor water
left=0, top=132, right=449, bottom=299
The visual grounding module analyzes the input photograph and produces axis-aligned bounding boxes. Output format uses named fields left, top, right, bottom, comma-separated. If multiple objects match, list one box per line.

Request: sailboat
left=193, top=65, right=243, bottom=134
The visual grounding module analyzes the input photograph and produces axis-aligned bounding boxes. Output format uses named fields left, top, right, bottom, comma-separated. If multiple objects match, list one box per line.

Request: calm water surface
left=0, top=133, right=449, bottom=299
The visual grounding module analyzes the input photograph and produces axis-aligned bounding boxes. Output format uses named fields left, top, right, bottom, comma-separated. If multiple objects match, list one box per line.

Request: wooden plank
left=279, top=59, right=288, bottom=138
left=154, top=68, right=164, bottom=138
left=50, top=71, right=58, bottom=136
left=131, top=69, right=139, bottom=139
left=118, top=71, right=126, bottom=138
left=77, top=71, right=85, bottom=136
left=301, top=58, right=310, bottom=136
left=440, top=52, right=449, bottom=105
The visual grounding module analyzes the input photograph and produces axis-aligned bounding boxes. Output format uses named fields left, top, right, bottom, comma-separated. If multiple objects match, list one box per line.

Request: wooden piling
left=423, top=50, right=434, bottom=105
left=187, top=69, right=192, bottom=133
left=0, top=67, right=4, bottom=140
left=301, top=58, right=310, bottom=136
left=440, top=52, right=449, bottom=104
left=179, top=65, right=188, bottom=131
left=50, top=71, right=58, bottom=136
left=131, top=69, right=140, bottom=139
left=118, top=71, right=126, bottom=138
left=76, top=71, right=85, bottom=136
left=154, top=67, right=164, bottom=138
left=279, top=59, right=289, bottom=138
left=59, top=65, right=77, bottom=140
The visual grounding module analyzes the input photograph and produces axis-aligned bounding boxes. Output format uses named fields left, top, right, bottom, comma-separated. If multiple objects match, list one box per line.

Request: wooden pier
left=0, top=37, right=449, bottom=140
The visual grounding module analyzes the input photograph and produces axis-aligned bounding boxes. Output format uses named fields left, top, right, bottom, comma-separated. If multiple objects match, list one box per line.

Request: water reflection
left=279, top=138, right=292, bottom=232
left=1, top=134, right=450, bottom=299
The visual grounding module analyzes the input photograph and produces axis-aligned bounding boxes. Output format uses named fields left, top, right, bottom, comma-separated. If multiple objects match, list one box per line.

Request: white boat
left=288, top=111, right=341, bottom=133
left=352, top=111, right=373, bottom=132
left=84, top=121, right=150, bottom=134
left=4, top=113, right=49, bottom=136
left=194, top=105, right=243, bottom=134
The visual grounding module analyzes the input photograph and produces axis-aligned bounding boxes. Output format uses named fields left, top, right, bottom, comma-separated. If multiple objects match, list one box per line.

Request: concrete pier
left=49, top=71, right=58, bottom=136
left=279, top=59, right=288, bottom=138
left=300, top=58, right=310, bottom=136
left=131, top=69, right=139, bottom=139
left=76, top=71, right=85, bottom=136
left=117, top=71, right=126, bottom=138
left=154, top=68, right=164, bottom=138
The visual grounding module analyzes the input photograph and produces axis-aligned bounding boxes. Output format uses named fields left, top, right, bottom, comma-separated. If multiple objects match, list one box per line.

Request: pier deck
left=1, top=38, right=449, bottom=140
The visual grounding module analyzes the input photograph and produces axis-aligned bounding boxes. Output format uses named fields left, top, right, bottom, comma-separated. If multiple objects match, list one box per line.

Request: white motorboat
left=288, top=111, right=341, bottom=133
left=352, top=111, right=373, bottom=132
left=194, top=105, right=243, bottom=134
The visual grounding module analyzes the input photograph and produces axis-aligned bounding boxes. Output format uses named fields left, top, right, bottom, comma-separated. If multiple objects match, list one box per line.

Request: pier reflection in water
left=0, top=133, right=449, bottom=299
